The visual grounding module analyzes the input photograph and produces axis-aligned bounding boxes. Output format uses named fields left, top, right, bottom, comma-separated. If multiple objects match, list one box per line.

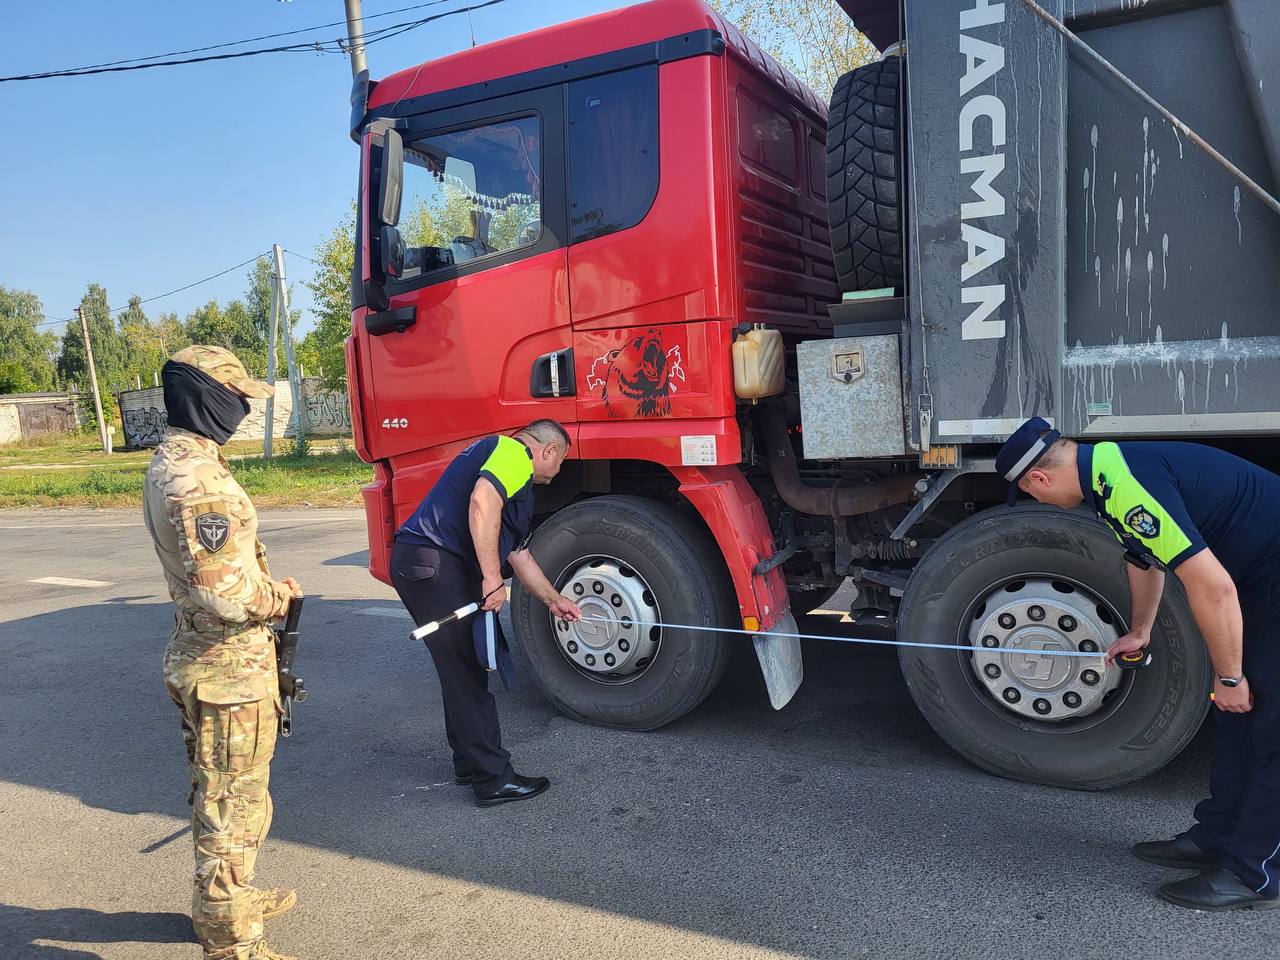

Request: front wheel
left=511, top=496, right=733, bottom=731
left=898, top=505, right=1211, bottom=790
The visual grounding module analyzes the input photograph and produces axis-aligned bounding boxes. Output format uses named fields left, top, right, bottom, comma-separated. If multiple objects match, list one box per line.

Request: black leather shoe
left=1159, top=868, right=1280, bottom=912
left=1132, top=834, right=1224, bottom=870
left=474, top=774, right=550, bottom=807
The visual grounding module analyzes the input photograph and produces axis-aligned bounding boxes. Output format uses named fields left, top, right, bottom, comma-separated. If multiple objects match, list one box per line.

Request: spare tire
left=825, top=57, right=904, bottom=294
left=897, top=505, right=1211, bottom=790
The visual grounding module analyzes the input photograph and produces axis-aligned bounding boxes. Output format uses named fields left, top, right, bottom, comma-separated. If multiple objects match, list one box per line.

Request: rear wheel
left=897, top=506, right=1211, bottom=790
left=826, top=57, right=905, bottom=294
left=511, top=496, right=733, bottom=731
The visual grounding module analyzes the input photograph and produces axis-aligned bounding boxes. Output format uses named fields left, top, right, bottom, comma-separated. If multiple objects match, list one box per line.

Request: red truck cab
left=347, top=0, right=837, bottom=723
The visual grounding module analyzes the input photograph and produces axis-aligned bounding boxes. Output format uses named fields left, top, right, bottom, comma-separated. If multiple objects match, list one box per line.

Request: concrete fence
left=0, top=393, right=81, bottom=445
left=116, top=378, right=352, bottom=449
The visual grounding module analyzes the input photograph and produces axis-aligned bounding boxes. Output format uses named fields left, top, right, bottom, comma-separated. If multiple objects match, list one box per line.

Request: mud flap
left=752, top=610, right=803, bottom=710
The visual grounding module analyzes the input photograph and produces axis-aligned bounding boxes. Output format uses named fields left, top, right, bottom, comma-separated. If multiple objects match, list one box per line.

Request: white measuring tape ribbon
left=580, top=615, right=1115, bottom=660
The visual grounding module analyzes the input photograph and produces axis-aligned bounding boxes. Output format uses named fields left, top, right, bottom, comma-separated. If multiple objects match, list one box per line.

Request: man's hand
left=481, top=576, right=507, bottom=612
left=548, top=597, right=583, bottom=622
left=1105, top=631, right=1149, bottom=666
left=280, top=577, right=304, bottom=598
left=1213, top=677, right=1253, bottom=713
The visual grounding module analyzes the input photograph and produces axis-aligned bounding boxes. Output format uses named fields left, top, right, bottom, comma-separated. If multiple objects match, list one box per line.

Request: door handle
left=530, top=348, right=575, bottom=398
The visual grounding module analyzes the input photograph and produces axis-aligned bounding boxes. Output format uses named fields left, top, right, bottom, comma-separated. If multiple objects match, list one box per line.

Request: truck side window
left=397, top=115, right=543, bottom=278
left=567, top=64, right=659, bottom=244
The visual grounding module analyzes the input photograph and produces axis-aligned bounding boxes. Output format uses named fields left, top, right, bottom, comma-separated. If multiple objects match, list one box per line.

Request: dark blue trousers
left=1186, top=576, right=1280, bottom=896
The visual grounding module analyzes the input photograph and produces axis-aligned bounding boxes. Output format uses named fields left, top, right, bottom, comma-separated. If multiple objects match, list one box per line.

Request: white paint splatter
left=1091, top=125, right=1099, bottom=256
left=1161, top=233, right=1169, bottom=290
left=1124, top=247, right=1132, bottom=321
left=1154, top=324, right=1162, bottom=345
left=1152, top=249, right=1162, bottom=332
left=1142, top=118, right=1149, bottom=230
left=1116, top=198, right=1124, bottom=293
left=1177, top=369, right=1186, bottom=414
left=1234, top=185, right=1242, bottom=244
left=1173, top=125, right=1183, bottom=159
left=1221, top=322, right=1229, bottom=345
left=1134, top=190, right=1139, bottom=246
left=1084, top=167, right=1091, bottom=270
left=1095, top=255, right=1102, bottom=307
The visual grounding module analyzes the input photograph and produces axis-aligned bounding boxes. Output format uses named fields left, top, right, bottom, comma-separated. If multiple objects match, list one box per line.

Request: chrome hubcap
left=968, top=578, right=1123, bottom=721
left=554, top=557, right=661, bottom=680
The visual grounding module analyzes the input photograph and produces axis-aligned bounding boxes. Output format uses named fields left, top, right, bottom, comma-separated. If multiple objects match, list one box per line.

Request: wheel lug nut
left=611, top=594, right=623, bottom=608
left=1028, top=605, right=1045, bottom=622
left=982, top=635, right=999, bottom=648
left=1081, top=669, right=1100, bottom=686
left=1078, top=639, right=1098, bottom=653
left=1059, top=615, right=1077, bottom=632
left=983, top=663, right=1002, bottom=679
left=1002, top=687, right=1021, bottom=703
left=1033, top=698, right=1051, bottom=715
left=621, top=616, right=632, bottom=629
left=573, top=583, right=584, bottom=596
left=618, top=638, right=630, bottom=652
left=998, top=613, right=1016, bottom=629
left=567, top=641, right=579, bottom=654
left=592, top=582, right=604, bottom=595
left=585, top=654, right=596, bottom=666
left=1063, top=691, right=1083, bottom=708
left=557, top=620, right=568, bottom=632
left=604, top=653, right=616, bottom=666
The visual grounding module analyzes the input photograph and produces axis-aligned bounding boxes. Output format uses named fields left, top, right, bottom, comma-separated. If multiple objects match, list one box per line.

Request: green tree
left=711, top=0, right=878, bottom=99
left=117, top=296, right=169, bottom=390
left=57, top=283, right=130, bottom=394
left=299, top=212, right=356, bottom=390
left=0, top=285, right=57, bottom=393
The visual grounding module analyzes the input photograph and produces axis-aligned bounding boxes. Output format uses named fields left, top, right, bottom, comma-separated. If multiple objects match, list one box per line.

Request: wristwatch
left=1217, top=674, right=1244, bottom=687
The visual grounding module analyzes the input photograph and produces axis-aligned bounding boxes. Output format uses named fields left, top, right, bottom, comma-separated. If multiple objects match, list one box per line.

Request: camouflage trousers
left=164, top=619, right=280, bottom=960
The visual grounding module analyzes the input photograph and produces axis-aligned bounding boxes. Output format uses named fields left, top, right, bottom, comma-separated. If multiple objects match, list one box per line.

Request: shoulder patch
left=1124, top=504, right=1160, bottom=539
left=196, top=511, right=231, bottom=553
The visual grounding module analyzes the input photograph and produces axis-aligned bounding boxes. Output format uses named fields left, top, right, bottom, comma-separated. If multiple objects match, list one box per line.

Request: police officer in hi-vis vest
left=391, top=420, right=582, bottom=807
left=143, top=346, right=304, bottom=960
left=998, top=417, right=1280, bottom=912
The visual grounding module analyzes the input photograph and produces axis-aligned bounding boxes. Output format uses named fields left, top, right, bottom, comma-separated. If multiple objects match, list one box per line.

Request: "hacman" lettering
left=959, top=0, right=1008, bottom=341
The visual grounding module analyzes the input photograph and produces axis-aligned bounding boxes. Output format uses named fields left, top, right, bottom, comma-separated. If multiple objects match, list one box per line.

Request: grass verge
left=0, top=435, right=372, bottom=508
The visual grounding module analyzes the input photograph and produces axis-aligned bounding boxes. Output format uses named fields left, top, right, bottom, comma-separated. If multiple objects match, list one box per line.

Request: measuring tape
left=580, top=615, right=1154, bottom=670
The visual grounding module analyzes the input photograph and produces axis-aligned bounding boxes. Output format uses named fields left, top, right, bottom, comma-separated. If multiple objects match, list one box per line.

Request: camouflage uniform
left=143, top=347, right=295, bottom=960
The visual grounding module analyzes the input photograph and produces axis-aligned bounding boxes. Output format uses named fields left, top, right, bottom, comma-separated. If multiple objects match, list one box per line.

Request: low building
left=0, top=392, right=81, bottom=445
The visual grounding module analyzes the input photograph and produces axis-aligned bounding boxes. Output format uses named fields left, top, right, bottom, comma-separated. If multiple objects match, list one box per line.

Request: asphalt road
left=1, top=507, right=1275, bottom=960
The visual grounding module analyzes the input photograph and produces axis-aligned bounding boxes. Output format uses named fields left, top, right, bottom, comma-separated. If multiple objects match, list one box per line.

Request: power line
left=0, top=0, right=510, bottom=83
left=35, top=0, right=459, bottom=75
left=283, top=249, right=321, bottom=266
left=34, top=252, right=270, bottom=329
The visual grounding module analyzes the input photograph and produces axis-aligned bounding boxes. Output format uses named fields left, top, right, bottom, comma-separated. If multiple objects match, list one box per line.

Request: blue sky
left=0, top=0, right=626, bottom=342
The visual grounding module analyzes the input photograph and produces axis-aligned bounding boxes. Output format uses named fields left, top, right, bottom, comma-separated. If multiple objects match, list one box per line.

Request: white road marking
left=358, top=607, right=410, bottom=619
left=30, top=576, right=114, bottom=588
left=0, top=523, right=143, bottom=530
left=0, top=516, right=360, bottom=531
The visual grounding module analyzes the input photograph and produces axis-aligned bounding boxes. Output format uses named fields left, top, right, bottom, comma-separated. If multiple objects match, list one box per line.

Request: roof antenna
left=466, top=5, right=478, bottom=48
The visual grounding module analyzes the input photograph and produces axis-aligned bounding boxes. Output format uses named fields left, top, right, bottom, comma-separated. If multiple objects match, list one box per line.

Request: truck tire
left=826, top=57, right=904, bottom=293
left=511, top=496, right=733, bottom=731
left=897, top=506, right=1211, bottom=790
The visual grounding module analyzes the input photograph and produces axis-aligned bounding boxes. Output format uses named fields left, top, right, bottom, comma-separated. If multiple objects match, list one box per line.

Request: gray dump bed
left=897, top=0, right=1280, bottom=446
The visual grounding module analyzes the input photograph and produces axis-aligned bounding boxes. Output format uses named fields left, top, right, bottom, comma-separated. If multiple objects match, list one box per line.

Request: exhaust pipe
left=754, top=401, right=921, bottom=516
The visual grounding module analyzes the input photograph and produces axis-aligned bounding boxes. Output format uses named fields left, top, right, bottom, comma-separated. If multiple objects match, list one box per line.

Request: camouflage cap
left=170, top=345, right=274, bottom=399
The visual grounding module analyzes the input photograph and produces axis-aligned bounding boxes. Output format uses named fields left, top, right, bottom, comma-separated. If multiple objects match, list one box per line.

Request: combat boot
left=246, top=940, right=297, bottom=960
left=253, top=888, right=299, bottom=921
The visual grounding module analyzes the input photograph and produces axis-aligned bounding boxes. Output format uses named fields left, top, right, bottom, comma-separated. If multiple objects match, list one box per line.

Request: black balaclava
left=161, top=360, right=251, bottom=445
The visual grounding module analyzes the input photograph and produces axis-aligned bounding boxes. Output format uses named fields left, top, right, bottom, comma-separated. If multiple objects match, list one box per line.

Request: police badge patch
left=1124, top=505, right=1160, bottom=539
left=196, top=512, right=231, bottom=553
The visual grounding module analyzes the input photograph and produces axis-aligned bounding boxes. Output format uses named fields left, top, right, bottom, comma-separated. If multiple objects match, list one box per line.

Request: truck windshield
left=398, top=114, right=542, bottom=278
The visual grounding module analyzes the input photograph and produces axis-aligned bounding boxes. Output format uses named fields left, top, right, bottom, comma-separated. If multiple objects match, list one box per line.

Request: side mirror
left=380, top=225, right=405, bottom=280
left=378, top=128, right=403, bottom=227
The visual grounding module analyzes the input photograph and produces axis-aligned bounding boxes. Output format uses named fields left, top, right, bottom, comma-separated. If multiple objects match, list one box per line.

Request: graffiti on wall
left=303, top=389, right=352, bottom=436
left=123, top=405, right=168, bottom=448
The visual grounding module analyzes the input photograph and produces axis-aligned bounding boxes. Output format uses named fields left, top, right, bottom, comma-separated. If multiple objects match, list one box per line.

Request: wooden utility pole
left=273, top=244, right=306, bottom=448
left=76, top=306, right=109, bottom=453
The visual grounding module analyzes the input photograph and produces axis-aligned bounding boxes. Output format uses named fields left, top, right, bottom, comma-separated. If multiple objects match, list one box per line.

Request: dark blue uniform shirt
left=1077, top=441, right=1280, bottom=587
left=396, top=435, right=535, bottom=574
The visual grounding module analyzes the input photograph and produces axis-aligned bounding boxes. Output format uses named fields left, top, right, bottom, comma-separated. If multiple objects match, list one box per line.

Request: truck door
left=357, top=87, right=572, bottom=462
